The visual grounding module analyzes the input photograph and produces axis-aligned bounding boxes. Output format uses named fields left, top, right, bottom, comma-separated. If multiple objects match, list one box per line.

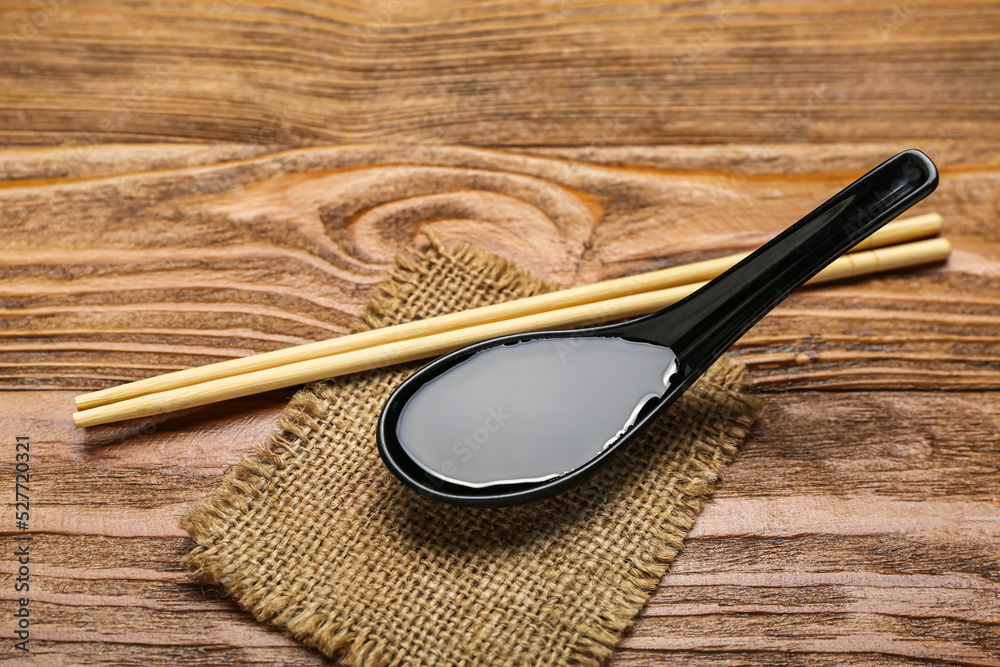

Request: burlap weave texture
left=181, top=239, right=761, bottom=666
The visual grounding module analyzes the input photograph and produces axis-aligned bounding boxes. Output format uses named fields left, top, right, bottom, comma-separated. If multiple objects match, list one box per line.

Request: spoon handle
left=622, top=149, right=938, bottom=370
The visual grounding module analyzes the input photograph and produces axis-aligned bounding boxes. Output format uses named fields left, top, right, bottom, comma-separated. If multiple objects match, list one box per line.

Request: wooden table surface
left=2, top=1, right=999, bottom=664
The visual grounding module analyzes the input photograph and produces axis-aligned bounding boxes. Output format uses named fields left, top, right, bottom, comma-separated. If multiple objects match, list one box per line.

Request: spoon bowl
left=378, top=150, right=939, bottom=506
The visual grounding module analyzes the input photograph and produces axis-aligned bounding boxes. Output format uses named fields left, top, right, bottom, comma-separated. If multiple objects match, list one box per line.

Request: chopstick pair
left=73, top=213, right=950, bottom=428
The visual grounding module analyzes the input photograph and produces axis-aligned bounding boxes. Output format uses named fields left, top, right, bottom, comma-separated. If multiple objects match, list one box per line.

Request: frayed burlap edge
left=180, top=234, right=761, bottom=666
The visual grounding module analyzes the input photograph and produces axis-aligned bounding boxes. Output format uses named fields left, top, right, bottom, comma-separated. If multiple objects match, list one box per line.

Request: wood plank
left=1, top=144, right=997, bottom=393
left=0, top=1, right=998, bottom=147
left=1, top=391, right=996, bottom=665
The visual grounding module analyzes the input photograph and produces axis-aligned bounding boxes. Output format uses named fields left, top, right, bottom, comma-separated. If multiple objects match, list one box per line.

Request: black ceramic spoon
left=377, top=150, right=938, bottom=506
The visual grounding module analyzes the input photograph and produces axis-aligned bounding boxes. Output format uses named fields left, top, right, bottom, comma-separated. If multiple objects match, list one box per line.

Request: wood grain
left=2, top=0, right=1000, bottom=661
left=0, top=390, right=997, bottom=665
left=2, top=144, right=998, bottom=393
left=0, top=0, right=999, bottom=147
left=1, top=143, right=998, bottom=665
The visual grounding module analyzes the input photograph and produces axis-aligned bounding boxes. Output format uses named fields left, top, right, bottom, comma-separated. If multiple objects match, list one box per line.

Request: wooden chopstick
left=74, top=213, right=943, bottom=412
left=72, top=236, right=951, bottom=428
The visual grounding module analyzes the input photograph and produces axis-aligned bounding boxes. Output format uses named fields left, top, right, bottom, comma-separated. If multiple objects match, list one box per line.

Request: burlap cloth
left=181, top=238, right=761, bottom=666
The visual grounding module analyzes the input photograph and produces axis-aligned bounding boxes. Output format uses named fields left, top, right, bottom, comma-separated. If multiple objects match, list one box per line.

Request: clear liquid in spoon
left=395, top=337, right=678, bottom=488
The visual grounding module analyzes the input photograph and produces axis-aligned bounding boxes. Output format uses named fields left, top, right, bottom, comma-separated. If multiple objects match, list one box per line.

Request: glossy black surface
left=377, top=150, right=939, bottom=506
